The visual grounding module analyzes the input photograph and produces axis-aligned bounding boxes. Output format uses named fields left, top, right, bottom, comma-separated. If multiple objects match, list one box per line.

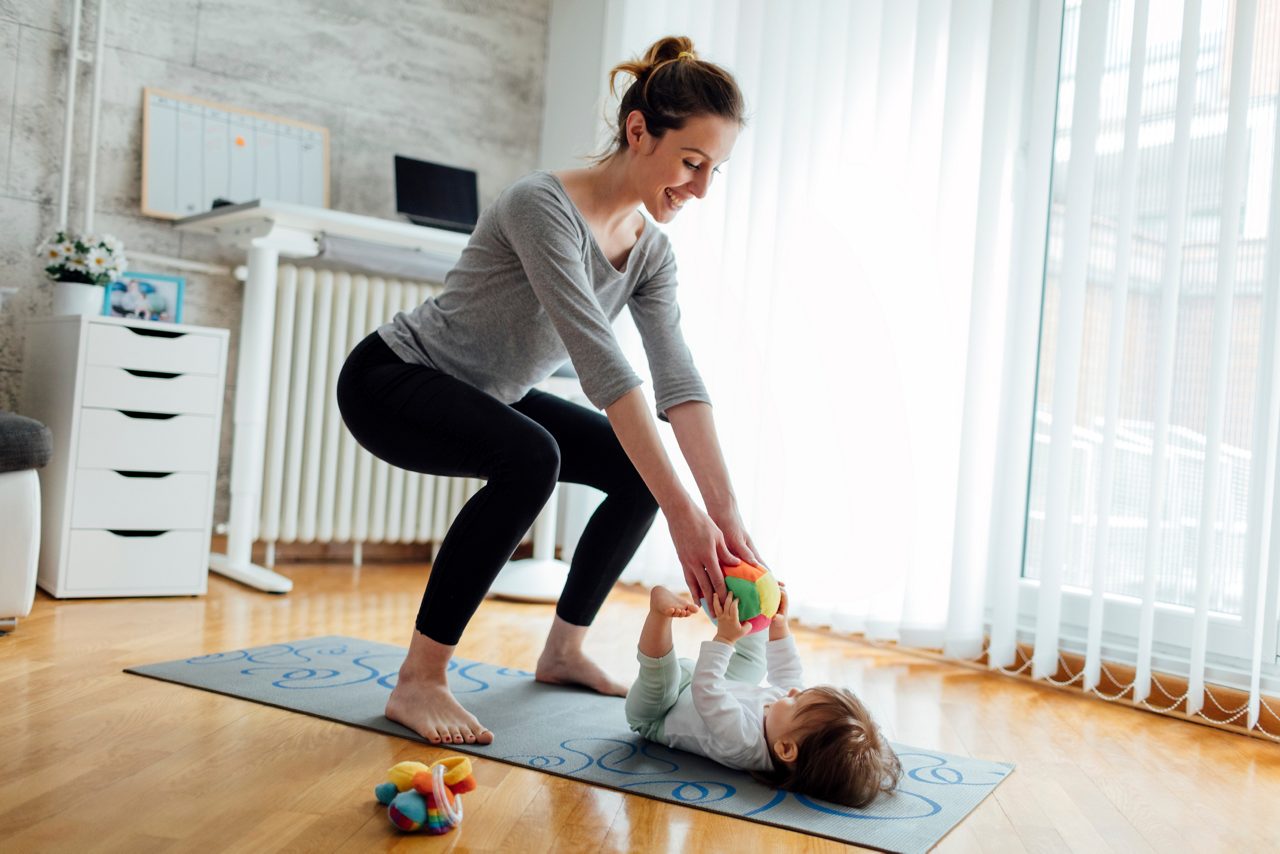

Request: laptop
left=394, top=155, right=479, bottom=234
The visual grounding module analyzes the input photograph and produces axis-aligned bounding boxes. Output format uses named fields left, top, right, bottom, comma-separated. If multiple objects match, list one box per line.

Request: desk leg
left=210, top=242, right=294, bottom=593
left=489, top=484, right=570, bottom=603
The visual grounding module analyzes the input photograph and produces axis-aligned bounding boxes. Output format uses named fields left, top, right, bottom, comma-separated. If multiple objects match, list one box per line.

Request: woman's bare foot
left=536, top=647, right=630, bottom=696
left=650, top=585, right=699, bottom=618
left=384, top=630, right=492, bottom=745
left=385, top=676, right=494, bottom=745
left=535, top=614, right=629, bottom=697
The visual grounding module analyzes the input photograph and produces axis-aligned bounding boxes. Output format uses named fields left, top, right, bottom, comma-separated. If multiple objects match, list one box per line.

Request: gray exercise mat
left=125, top=635, right=1012, bottom=853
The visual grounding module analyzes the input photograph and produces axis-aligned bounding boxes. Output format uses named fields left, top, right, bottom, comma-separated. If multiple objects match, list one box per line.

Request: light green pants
left=624, top=632, right=768, bottom=742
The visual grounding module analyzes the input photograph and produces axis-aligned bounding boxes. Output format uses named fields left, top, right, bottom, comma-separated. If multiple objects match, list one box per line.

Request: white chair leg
left=0, top=617, right=16, bottom=633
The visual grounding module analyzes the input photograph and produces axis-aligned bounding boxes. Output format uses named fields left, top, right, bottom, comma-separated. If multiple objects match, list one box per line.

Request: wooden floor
left=3, top=563, right=1278, bottom=853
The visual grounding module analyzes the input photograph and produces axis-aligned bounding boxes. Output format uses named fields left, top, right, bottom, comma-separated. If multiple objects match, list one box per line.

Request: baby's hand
left=769, top=582, right=791, bottom=640
left=711, top=591, right=750, bottom=645
left=773, top=583, right=789, bottom=621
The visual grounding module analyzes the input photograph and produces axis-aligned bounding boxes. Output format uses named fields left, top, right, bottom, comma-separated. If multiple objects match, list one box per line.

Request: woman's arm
left=664, top=401, right=760, bottom=566
left=605, top=388, right=732, bottom=603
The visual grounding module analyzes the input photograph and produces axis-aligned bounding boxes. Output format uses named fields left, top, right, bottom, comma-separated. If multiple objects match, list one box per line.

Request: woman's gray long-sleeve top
left=378, top=170, right=710, bottom=419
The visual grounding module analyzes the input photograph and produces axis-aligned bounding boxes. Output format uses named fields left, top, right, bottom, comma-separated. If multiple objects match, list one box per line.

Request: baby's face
left=764, top=687, right=809, bottom=742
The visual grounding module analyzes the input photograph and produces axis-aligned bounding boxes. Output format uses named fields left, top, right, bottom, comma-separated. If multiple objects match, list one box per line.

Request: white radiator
left=256, top=265, right=485, bottom=563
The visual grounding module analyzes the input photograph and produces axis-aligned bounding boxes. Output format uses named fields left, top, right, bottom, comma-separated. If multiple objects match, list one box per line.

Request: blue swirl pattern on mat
left=155, top=636, right=1013, bottom=852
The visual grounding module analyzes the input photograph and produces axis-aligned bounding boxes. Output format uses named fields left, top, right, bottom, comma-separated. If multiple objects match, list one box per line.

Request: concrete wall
left=0, top=0, right=551, bottom=521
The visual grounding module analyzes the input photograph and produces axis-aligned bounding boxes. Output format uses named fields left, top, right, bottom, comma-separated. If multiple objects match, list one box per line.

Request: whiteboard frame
left=141, top=87, right=331, bottom=220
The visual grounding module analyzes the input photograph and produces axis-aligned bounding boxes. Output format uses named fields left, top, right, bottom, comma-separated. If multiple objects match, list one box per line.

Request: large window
left=1023, top=0, right=1280, bottom=657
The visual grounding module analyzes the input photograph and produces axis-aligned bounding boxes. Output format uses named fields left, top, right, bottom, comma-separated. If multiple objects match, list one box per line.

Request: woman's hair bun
left=592, top=35, right=745, bottom=163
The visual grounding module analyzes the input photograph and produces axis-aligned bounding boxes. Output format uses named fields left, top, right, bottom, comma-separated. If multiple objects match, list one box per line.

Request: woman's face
left=628, top=112, right=738, bottom=223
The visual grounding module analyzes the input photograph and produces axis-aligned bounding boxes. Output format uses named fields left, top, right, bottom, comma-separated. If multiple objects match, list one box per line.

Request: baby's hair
left=755, top=685, right=902, bottom=809
left=591, top=35, right=746, bottom=164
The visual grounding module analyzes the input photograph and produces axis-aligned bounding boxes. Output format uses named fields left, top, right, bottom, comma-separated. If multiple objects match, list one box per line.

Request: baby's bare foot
left=650, top=585, right=699, bottom=618
left=385, top=677, right=493, bottom=745
left=536, top=648, right=629, bottom=697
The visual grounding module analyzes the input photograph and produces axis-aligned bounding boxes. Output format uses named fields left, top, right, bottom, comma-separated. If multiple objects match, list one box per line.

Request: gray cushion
left=0, top=412, right=53, bottom=473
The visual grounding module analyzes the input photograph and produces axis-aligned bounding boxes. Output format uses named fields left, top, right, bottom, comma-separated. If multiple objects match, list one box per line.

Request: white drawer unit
left=20, top=315, right=229, bottom=598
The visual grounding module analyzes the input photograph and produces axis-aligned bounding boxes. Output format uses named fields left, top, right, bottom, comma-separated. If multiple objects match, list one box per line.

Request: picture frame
left=102, top=271, right=185, bottom=323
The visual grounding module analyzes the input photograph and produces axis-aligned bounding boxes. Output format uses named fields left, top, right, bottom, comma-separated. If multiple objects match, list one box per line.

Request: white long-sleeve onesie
left=659, top=635, right=805, bottom=772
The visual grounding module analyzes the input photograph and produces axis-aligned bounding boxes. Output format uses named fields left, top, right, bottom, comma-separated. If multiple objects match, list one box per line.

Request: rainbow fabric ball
left=700, top=562, right=780, bottom=634
left=388, top=790, right=427, bottom=831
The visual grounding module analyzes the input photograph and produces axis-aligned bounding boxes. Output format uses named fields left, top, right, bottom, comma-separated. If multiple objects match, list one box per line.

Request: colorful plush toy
left=700, top=561, right=781, bottom=634
left=374, top=756, right=477, bottom=834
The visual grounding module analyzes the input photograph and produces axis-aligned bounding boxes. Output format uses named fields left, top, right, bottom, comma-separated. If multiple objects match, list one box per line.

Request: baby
left=625, top=582, right=901, bottom=808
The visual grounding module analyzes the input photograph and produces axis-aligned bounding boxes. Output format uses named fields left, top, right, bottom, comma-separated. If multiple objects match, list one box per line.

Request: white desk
left=176, top=201, right=469, bottom=593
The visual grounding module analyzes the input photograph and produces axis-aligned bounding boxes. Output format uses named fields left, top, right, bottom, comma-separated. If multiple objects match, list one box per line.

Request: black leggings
left=336, top=332, right=659, bottom=645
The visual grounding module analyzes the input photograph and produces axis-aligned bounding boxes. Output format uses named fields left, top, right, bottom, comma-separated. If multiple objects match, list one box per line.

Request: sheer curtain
left=594, top=0, right=1026, bottom=647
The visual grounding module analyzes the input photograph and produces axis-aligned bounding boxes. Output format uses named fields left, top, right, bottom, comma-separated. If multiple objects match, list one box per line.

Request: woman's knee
left=493, top=428, right=561, bottom=498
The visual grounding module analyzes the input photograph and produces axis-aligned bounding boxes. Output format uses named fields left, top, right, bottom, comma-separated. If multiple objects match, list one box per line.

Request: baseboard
left=835, top=633, right=1280, bottom=742
left=208, top=536, right=540, bottom=566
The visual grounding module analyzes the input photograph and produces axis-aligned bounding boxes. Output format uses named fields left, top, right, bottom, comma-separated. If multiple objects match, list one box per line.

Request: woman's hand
left=707, top=501, right=761, bottom=567
left=711, top=591, right=751, bottom=645
left=666, top=499, right=735, bottom=605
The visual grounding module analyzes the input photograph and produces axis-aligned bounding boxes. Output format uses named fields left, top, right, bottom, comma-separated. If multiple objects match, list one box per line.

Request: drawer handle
left=106, top=530, right=168, bottom=538
left=124, top=369, right=182, bottom=380
left=118, top=410, right=178, bottom=420
left=125, top=327, right=185, bottom=339
left=113, top=470, right=175, bottom=479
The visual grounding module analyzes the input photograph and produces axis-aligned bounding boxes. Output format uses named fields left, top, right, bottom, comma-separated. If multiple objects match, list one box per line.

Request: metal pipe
left=83, top=0, right=108, bottom=234
left=56, top=0, right=85, bottom=231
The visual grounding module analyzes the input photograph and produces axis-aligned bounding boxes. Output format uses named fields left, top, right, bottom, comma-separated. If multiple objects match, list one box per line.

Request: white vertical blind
left=1085, top=0, right=1150, bottom=695
left=1249, top=51, right=1280, bottom=731
left=979, top=0, right=1064, bottom=672
left=1033, top=0, right=1109, bottom=680
left=1187, top=0, right=1257, bottom=716
left=945, top=0, right=1022, bottom=661
left=1133, top=0, right=1201, bottom=706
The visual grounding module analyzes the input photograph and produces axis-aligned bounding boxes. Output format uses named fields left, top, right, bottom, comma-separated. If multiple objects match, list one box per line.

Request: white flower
left=41, top=242, right=69, bottom=263
left=101, top=234, right=123, bottom=253
left=85, top=252, right=110, bottom=273
left=67, top=259, right=89, bottom=274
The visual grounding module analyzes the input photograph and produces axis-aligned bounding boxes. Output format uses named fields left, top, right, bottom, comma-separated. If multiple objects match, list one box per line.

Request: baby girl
left=624, top=582, right=901, bottom=807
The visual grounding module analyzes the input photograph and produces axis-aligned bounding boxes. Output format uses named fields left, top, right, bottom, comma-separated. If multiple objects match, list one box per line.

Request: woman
left=337, top=35, right=759, bottom=746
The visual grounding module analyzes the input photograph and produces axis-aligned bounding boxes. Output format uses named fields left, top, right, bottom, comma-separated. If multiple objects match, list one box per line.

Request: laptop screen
left=394, top=155, right=479, bottom=234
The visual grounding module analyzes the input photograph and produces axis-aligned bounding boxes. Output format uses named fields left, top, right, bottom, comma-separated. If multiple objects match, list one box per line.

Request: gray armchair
left=0, top=412, right=52, bottom=632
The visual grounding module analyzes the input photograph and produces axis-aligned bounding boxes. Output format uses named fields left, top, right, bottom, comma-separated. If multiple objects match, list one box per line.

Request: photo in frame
left=102, top=271, right=185, bottom=323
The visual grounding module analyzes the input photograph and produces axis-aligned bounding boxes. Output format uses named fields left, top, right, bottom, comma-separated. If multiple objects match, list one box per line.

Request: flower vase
left=52, top=281, right=104, bottom=317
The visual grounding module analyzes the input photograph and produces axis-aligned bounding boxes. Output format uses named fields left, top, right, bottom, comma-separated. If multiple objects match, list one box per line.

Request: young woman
left=337, top=35, right=760, bottom=745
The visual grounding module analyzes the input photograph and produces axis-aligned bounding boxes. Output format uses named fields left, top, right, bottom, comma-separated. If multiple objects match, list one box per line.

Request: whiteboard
left=141, top=87, right=329, bottom=220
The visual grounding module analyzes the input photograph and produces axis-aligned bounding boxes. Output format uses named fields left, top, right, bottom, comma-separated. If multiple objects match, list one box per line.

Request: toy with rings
left=374, top=756, right=477, bottom=834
